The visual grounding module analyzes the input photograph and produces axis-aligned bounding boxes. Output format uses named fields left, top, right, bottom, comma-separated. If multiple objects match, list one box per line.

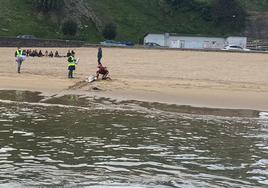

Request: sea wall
left=0, top=37, right=85, bottom=47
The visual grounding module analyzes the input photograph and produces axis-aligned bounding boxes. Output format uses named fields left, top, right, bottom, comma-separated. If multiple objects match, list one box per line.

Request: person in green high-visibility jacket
left=15, top=47, right=24, bottom=73
left=68, top=51, right=77, bottom=78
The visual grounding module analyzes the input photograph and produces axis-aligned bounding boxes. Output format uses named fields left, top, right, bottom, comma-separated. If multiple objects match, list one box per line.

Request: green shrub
left=33, top=0, right=64, bottom=12
left=165, top=0, right=194, bottom=10
left=102, top=23, right=117, bottom=40
left=212, top=0, right=246, bottom=30
left=62, top=20, right=78, bottom=36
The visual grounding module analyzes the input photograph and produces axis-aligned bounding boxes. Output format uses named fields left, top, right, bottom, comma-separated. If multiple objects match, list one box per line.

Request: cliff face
left=0, top=0, right=267, bottom=42
left=245, top=12, right=268, bottom=39
left=62, top=0, right=103, bottom=32
left=61, top=1, right=268, bottom=40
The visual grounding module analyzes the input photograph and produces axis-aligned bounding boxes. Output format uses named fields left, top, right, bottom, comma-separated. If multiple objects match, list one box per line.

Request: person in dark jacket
left=67, top=50, right=71, bottom=57
left=97, top=47, right=102, bottom=65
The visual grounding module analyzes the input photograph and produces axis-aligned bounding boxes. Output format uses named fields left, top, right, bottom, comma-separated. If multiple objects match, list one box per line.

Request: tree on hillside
left=102, top=23, right=117, bottom=40
left=165, top=0, right=194, bottom=10
left=33, top=0, right=64, bottom=12
left=62, top=20, right=78, bottom=36
left=211, top=0, right=246, bottom=30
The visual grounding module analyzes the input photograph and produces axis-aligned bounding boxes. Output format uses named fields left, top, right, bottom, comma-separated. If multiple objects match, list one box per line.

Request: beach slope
left=1, top=48, right=268, bottom=111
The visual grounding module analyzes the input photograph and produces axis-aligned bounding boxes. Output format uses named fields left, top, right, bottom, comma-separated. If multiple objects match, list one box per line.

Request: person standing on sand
left=67, top=50, right=71, bottom=57
left=15, top=47, right=24, bottom=73
left=97, top=47, right=102, bottom=65
left=68, top=51, right=77, bottom=79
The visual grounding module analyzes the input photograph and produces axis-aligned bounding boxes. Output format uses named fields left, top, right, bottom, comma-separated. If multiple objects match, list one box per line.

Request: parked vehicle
left=100, top=40, right=134, bottom=47
left=144, top=42, right=161, bottom=47
left=222, top=45, right=250, bottom=51
left=121, top=41, right=134, bottom=46
left=16, top=35, right=37, bottom=39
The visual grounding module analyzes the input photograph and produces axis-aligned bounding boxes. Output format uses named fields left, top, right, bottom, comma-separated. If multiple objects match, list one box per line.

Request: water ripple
left=0, top=96, right=267, bottom=187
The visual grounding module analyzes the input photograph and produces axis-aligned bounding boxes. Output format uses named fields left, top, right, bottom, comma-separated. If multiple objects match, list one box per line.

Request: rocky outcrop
left=244, top=11, right=268, bottom=39
left=62, top=0, right=104, bottom=32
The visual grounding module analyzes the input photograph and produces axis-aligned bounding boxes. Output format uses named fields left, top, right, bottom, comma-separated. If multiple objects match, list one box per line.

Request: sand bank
left=0, top=47, right=268, bottom=111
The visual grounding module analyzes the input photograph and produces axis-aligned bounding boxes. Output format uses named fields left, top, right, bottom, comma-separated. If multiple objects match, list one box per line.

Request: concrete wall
left=168, top=36, right=225, bottom=49
left=144, top=33, right=247, bottom=50
left=0, top=37, right=85, bottom=47
left=226, top=37, right=247, bottom=49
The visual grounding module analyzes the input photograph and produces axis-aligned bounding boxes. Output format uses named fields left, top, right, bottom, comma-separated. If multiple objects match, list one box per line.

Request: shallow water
left=0, top=91, right=267, bottom=187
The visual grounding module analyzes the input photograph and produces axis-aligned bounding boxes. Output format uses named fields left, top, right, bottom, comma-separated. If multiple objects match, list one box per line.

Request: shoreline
left=1, top=47, right=268, bottom=113
left=0, top=88, right=262, bottom=118
left=0, top=74, right=268, bottom=112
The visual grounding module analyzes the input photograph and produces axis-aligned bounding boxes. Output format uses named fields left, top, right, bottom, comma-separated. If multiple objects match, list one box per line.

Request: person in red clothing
left=96, top=63, right=110, bottom=80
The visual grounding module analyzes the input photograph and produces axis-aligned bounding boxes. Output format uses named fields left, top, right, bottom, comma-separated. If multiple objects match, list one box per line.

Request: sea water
left=0, top=91, right=267, bottom=188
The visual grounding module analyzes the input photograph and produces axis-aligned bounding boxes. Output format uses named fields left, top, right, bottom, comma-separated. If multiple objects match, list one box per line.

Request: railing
left=247, top=39, right=268, bottom=51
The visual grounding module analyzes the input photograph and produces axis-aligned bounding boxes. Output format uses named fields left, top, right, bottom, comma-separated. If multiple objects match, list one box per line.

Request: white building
left=144, top=33, right=247, bottom=50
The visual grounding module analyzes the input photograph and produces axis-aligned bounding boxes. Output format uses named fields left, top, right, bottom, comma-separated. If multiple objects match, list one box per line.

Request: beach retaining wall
left=0, top=37, right=85, bottom=47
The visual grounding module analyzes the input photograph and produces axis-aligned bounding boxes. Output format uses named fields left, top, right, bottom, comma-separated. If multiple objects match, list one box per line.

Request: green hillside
left=0, top=0, right=267, bottom=43
left=0, top=0, right=60, bottom=38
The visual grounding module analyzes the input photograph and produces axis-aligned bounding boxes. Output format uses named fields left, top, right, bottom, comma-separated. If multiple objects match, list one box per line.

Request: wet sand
left=0, top=47, right=268, bottom=111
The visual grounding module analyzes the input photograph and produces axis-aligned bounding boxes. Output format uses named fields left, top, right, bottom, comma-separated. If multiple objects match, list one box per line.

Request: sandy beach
left=0, top=47, right=268, bottom=111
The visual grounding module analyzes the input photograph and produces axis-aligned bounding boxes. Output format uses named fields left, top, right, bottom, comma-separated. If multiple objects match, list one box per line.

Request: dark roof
left=144, top=33, right=246, bottom=38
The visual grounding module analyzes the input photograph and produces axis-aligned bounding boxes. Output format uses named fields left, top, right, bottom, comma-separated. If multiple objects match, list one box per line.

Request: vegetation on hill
left=33, top=0, right=64, bottom=12
left=0, top=0, right=62, bottom=38
left=0, top=0, right=267, bottom=43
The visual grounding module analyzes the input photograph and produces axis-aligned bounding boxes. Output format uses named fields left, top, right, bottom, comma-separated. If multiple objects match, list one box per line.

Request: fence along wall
left=0, top=37, right=85, bottom=47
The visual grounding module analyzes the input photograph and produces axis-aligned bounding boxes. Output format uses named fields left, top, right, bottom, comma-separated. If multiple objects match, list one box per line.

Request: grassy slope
left=0, top=0, right=60, bottom=38
left=0, top=0, right=268, bottom=43
left=200, top=0, right=268, bottom=11
left=237, top=0, right=268, bottom=11
left=89, top=0, right=229, bottom=42
left=0, top=0, right=101, bottom=42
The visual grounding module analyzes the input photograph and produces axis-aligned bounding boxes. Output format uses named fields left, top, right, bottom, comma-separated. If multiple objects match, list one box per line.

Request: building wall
left=144, top=34, right=165, bottom=46
left=226, top=37, right=247, bottom=48
left=168, top=36, right=225, bottom=49
left=144, top=34, right=247, bottom=49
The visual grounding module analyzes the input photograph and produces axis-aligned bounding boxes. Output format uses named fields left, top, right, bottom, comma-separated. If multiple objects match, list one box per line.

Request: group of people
left=96, top=47, right=109, bottom=80
left=67, top=47, right=109, bottom=80
left=15, top=47, right=110, bottom=80
left=24, top=49, right=65, bottom=58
